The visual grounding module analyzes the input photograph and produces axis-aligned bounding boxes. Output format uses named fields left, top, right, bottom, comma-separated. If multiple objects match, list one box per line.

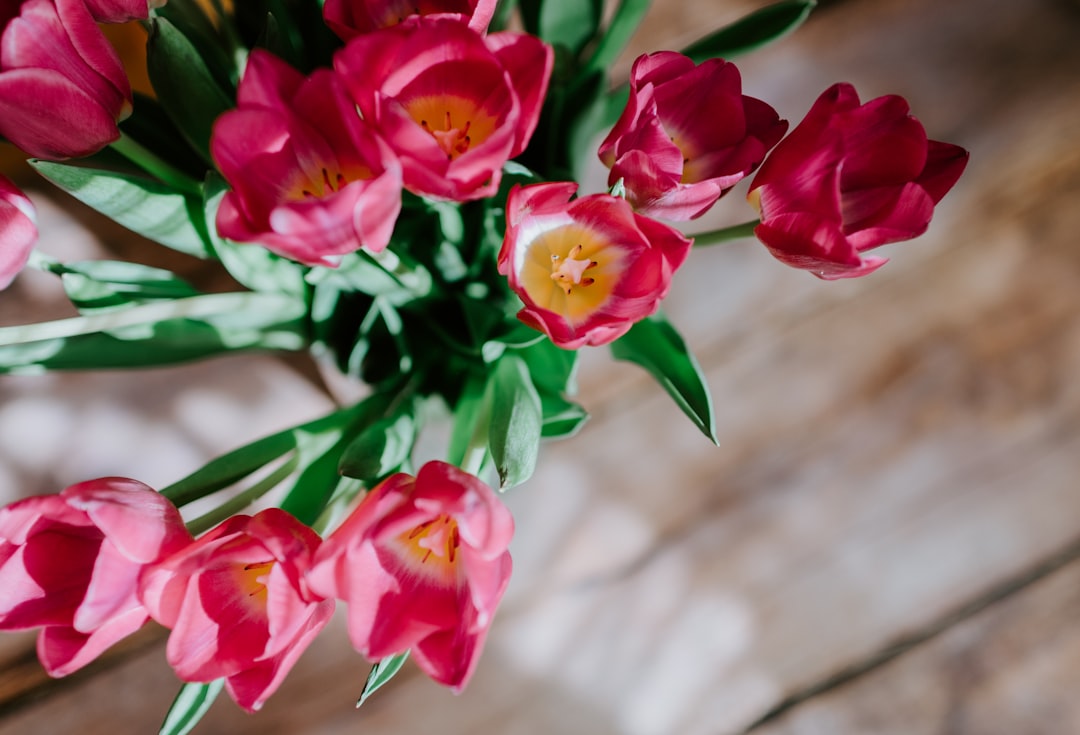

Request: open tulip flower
left=139, top=509, right=334, bottom=712
left=324, top=0, right=497, bottom=39
left=212, top=50, right=403, bottom=265
left=308, top=461, right=514, bottom=691
left=0, top=0, right=133, bottom=159
left=0, top=478, right=190, bottom=677
left=498, top=181, right=693, bottom=349
left=0, top=175, right=37, bottom=290
left=747, top=82, right=969, bottom=279
left=334, top=16, right=551, bottom=201
left=599, top=51, right=787, bottom=221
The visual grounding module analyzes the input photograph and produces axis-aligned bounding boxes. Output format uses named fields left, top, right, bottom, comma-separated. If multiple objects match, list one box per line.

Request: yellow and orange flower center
left=286, top=163, right=372, bottom=202
left=405, top=96, right=498, bottom=161
left=518, top=224, right=626, bottom=325
left=669, top=132, right=702, bottom=184
left=396, top=515, right=461, bottom=576
left=235, top=559, right=275, bottom=606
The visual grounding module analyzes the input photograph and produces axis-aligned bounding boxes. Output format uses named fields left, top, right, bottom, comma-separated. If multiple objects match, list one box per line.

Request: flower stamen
left=551, top=244, right=598, bottom=295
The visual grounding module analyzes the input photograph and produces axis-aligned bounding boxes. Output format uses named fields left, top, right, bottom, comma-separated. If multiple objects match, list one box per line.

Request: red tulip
left=324, top=0, right=497, bottom=40
left=212, top=50, right=402, bottom=265
left=747, top=83, right=969, bottom=279
left=335, top=16, right=551, bottom=201
left=599, top=52, right=786, bottom=221
left=498, top=182, right=692, bottom=349
left=0, top=478, right=191, bottom=676
left=0, top=175, right=37, bottom=290
left=308, top=461, right=513, bottom=691
left=139, top=509, right=334, bottom=712
left=0, top=0, right=133, bottom=159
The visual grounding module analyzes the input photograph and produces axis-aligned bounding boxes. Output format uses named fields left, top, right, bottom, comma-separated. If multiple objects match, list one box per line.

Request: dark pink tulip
left=599, top=51, right=786, bottom=221
left=82, top=0, right=157, bottom=23
left=324, top=0, right=497, bottom=40
left=747, top=83, right=969, bottom=279
left=139, top=509, right=334, bottom=712
left=0, top=0, right=133, bottom=159
left=307, top=461, right=513, bottom=691
left=0, top=175, right=37, bottom=290
left=335, top=16, right=551, bottom=201
left=0, top=478, right=191, bottom=676
left=212, top=50, right=403, bottom=265
left=498, top=182, right=692, bottom=349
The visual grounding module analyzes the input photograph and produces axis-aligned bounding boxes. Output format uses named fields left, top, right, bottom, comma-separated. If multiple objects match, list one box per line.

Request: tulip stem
left=110, top=132, right=203, bottom=198
left=689, top=219, right=760, bottom=246
left=184, top=453, right=300, bottom=535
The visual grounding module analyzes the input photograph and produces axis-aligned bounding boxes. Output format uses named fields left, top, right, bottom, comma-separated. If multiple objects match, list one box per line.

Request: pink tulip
left=212, top=50, right=403, bottom=265
left=82, top=0, right=157, bottom=23
left=0, top=175, right=37, bottom=290
left=335, top=16, right=551, bottom=201
left=599, top=52, right=787, bottom=221
left=747, top=83, right=969, bottom=279
left=0, top=0, right=133, bottom=159
left=307, top=461, right=513, bottom=691
left=139, top=509, right=334, bottom=712
left=324, top=0, right=497, bottom=40
left=498, top=182, right=692, bottom=349
left=0, top=478, right=191, bottom=677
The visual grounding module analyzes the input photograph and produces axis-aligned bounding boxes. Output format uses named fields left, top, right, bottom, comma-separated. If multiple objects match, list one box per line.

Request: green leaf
left=357, top=652, right=409, bottom=708
left=338, top=412, right=416, bottom=482
left=155, top=0, right=239, bottom=89
left=0, top=292, right=307, bottom=373
left=681, top=0, right=816, bottom=62
left=520, top=0, right=602, bottom=56
left=538, top=390, right=589, bottom=439
left=488, top=354, right=543, bottom=490
left=146, top=17, right=235, bottom=164
left=33, top=257, right=201, bottom=314
left=30, top=161, right=212, bottom=258
left=610, top=313, right=717, bottom=444
left=581, top=0, right=651, bottom=76
left=446, top=372, right=489, bottom=468
left=203, top=174, right=308, bottom=296
left=161, top=431, right=297, bottom=506
left=518, top=338, right=580, bottom=396
left=159, top=680, right=224, bottom=735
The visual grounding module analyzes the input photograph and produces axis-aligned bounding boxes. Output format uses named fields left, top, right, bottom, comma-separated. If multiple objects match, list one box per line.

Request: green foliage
left=159, top=680, right=224, bottom=735
left=488, top=354, right=544, bottom=490
left=682, top=0, right=817, bottom=62
left=610, top=313, right=718, bottom=444
left=357, top=652, right=410, bottom=707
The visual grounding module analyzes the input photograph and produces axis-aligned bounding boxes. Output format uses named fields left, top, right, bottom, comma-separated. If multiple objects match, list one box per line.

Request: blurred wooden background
left=3, top=0, right=1080, bottom=732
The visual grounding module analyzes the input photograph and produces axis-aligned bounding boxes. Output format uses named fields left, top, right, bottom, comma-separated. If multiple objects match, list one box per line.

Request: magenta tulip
left=139, top=509, right=334, bottom=712
left=308, top=461, right=513, bottom=691
left=212, top=50, right=403, bottom=265
left=599, top=52, right=787, bottom=221
left=335, top=16, right=551, bottom=201
left=324, top=0, right=497, bottom=39
left=0, top=0, right=133, bottom=159
left=82, top=0, right=157, bottom=23
left=0, top=478, right=191, bottom=676
left=0, top=175, right=37, bottom=290
left=498, top=182, right=692, bottom=349
left=747, top=83, right=969, bottom=279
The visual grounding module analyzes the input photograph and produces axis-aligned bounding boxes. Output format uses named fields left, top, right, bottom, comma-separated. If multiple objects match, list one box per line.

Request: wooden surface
left=3, top=0, right=1080, bottom=732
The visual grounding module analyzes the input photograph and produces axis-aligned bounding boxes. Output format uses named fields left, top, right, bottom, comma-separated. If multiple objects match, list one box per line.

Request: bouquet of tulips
left=0, top=0, right=967, bottom=730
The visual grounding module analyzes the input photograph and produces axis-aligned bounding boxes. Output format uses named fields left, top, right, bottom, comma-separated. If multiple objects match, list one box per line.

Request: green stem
left=185, top=454, right=299, bottom=536
left=689, top=219, right=760, bottom=246
left=461, top=444, right=489, bottom=477
left=109, top=132, right=203, bottom=198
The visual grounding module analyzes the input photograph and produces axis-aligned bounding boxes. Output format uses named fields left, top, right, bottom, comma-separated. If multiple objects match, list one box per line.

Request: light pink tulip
left=599, top=52, right=787, bottom=221
left=0, top=175, right=37, bottom=290
left=747, top=83, right=969, bottom=279
left=139, top=509, right=334, bottom=712
left=212, top=50, right=403, bottom=265
left=0, top=0, right=133, bottom=159
left=335, top=16, right=551, bottom=201
left=498, top=182, right=692, bottom=349
left=0, top=478, right=191, bottom=676
left=308, top=461, right=513, bottom=691
left=324, top=0, right=497, bottom=39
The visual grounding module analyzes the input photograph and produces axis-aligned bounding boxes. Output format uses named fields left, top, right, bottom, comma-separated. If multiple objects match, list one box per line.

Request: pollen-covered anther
left=550, top=244, right=598, bottom=295
left=422, top=112, right=473, bottom=160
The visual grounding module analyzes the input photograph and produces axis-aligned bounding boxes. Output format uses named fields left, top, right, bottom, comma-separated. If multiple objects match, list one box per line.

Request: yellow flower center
left=396, top=515, right=461, bottom=576
left=235, top=559, right=275, bottom=606
left=406, top=96, right=498, bottom=161
left=518, top=224, right=625, bottom=325
left=286, top=163, right=372, bottom=202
